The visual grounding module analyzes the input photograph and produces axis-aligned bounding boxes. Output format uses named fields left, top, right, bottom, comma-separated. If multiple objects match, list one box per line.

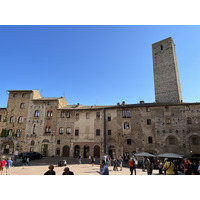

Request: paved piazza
left=3, top=158, right=160, bottom=175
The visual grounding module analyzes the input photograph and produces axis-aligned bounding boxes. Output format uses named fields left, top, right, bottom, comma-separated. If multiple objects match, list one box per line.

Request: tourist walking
left=158, top=160, right=163, bottom=174
left=113, top=158, right=118, bottom=171
left=78, top=154, right=81, bottom=164
left=63, top=167, right=74, bottom=175
left=146, top=158, right=152, bottom=175
left=44, top=165, right=56, bottom=175
left=25, top=157, right=29, bottom=166
left=183, top=159, right=190, bottom=175
left=0, top=156, right=7, bottom=175
left=129, top=156, right=133, bottom=175
left=92, top=156, right=95, bottom=167
left=162, top=158, right=175, bottom=175
left=132, top=156, right=137, bottom=175
left=6, top=157, right=13, bottom=175
left=141, top=157, right=145, bottom=172
left=14, top=149, right=19, bottom=161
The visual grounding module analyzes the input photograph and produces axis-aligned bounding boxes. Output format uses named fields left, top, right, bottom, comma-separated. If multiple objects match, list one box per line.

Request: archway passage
left=74, top=145, right=80, bottom=158
left=2, top=141, right=14, bottom=154
left=84, top=145, right=90, bottom=158
left=41, top=144, right=48, bottom=156
left=94, top=145, right=100, bottom=158
left=108, top=145, right=115, bottom=159
left=63, top=145, right=70, bottom=157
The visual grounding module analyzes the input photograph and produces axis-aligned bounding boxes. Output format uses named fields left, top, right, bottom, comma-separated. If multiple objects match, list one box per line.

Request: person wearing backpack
left=162, top=158, right=175, bottom=175
left=129, top=157, right=134, bottom=175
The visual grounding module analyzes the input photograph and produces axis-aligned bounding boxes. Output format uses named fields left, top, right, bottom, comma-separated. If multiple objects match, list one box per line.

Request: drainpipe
left=103, top=108, right=106, bottom=154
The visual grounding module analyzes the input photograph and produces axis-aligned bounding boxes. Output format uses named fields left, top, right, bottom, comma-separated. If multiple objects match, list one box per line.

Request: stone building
left=0, top=37, right=200, bottom=159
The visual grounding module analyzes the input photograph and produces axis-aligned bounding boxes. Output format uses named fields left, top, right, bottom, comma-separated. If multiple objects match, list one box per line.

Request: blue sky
left=1, top=25, right=200, bottom=107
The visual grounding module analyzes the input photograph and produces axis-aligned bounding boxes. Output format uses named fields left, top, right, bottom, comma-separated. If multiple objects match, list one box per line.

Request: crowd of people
left=1, top=151, right=200, bottom=175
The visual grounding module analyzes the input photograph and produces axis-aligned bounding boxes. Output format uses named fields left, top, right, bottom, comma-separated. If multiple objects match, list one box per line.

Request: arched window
left=86, top=112, right=90, bottom=119
left=148, top=136, right=153, bottom=144
left=20, top=103, right=25, bottom=109
left=34, top=110, right=40, bottom=117
left=18, top=116, right=23, bottom=123
left=22, top=93, right=27, bottom=98
left=47, top=110, right=53, bottom=117
left=31, top=140, right=35, bottom=146
left=10, top=116, right=14, bottom=123
left=169, top=137, right=175, bottom=145
left=16, top=129, right=22, bottom=137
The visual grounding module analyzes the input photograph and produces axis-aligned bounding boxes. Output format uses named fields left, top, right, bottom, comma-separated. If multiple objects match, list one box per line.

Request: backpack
left=129, top=160, right=133, bottom=167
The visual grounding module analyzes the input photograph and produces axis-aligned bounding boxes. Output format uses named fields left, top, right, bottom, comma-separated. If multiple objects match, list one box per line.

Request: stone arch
left=83, top=145, right=90, bottom=158
left=93, top=145, right=100, bottom=158
left=188, top=134, right=200, bottom=155
left=63, top=145, right=70, bottom=157
left=2, top=141, right=14, bottom=154
left=42, top=139, right=50, bottom=143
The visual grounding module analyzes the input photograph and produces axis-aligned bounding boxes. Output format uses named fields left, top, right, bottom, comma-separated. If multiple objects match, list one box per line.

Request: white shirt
left=14, top=150, right=19, bottom=156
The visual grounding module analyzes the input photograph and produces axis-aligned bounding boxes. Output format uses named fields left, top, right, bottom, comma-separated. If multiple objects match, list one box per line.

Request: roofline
left=57, top=102, right=200, bottom=110
left=7, top=90, right=34, bottom=92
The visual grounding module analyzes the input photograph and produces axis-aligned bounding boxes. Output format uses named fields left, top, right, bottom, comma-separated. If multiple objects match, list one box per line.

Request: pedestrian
left=113, top=158, right=118, bottom=171
left=188, top=160, right=196, bottom=175
left=132, top=156, right=137, bottom=175
left=183, top=159, right=190, bottom=175
left=141, top=157, right=145, bottom=172
left=129, top=156, right=133, bottom=175
left=25, top=157, right=29, bottom=166
left=120, top=156, right=123, bottom=171
left=22, top=155, right=26, bottom=166
left=62, top=160, right=67, bottom=166
left=44, top=165, right=56, bottom=175
left=158, top=160, right=163, bottom=174
left=0, top=156, right=7, bottom=175
left=92, top=156, right=95, bottom=167
left=62, top=167, right=74, bottom=175
left=146, top=158, right=152, bottom=175
left=162, top=158, right=175, bottom=175
left=6, top=157, right=13, bottom=175
left=197, top=161, right=200, bottom=175
left=97, top=160, right=109, bottom=175
left=78, top=154, right=81, bottom=164
left=14, top=149, right=19, bottom=161
left=108, top=155, right=111, bottom=166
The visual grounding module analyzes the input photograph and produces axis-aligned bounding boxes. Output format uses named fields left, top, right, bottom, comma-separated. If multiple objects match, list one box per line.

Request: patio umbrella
left=134, top=152, right=156, bottom=157
left=157, top=153, right=184, bottom=158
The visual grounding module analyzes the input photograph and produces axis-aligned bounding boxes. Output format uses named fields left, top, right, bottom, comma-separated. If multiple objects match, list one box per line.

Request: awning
left=134, top=152, right=156, bottom=157
left=157, top=153, right=184, bottom=158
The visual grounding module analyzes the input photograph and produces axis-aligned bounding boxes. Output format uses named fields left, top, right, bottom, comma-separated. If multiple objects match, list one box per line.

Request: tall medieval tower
left=152, top=37, right=183, bottom=103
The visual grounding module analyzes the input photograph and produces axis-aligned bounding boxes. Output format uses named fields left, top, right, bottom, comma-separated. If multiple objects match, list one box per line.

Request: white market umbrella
left=134, top=152, right=156, bottom=157
left=157, top=153, right=184, bottom=158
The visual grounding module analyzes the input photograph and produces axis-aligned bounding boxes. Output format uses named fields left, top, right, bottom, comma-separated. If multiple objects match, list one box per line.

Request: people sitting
left=62, top=167, right=74, bottom=175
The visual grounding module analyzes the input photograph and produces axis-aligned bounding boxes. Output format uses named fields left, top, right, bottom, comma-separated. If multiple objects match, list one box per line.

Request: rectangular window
left=67, top=111, right=71, bottom=118
left=192, top=138, right=198, bottom=145
left=59, top=127, right=64, bottom=134
left=124, top=122, right=130, bottom=129
left=108, top=116, right=111, bottom=121
left=61, top=112, right=65, bottom=118
left=166, top=118, right=171, bottom=124
left=169, top=137, right=175, bottom=145
left=96, top=112, right=100, bottom=119
left=86, top=113, right=90, bottom=119
left=146, top=107, right=150, bottom=112
left=75, top=129, right=79, bottom=136
left=122, top=110, right=131, bottom=118
left=66, top=127, right=71, bottom=135
left=108, top=130, right=111, bottom=135
left=96, top=129, right=100, bottom=136
left=75, top=113, right=79, bottom=120
left=147, top=119, right=151, bottom=125
left=127, top=139, right=131, bottom=145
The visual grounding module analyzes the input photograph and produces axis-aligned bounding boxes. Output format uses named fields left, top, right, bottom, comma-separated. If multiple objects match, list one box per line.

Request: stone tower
left=152, top=37, right=183, bottom=103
